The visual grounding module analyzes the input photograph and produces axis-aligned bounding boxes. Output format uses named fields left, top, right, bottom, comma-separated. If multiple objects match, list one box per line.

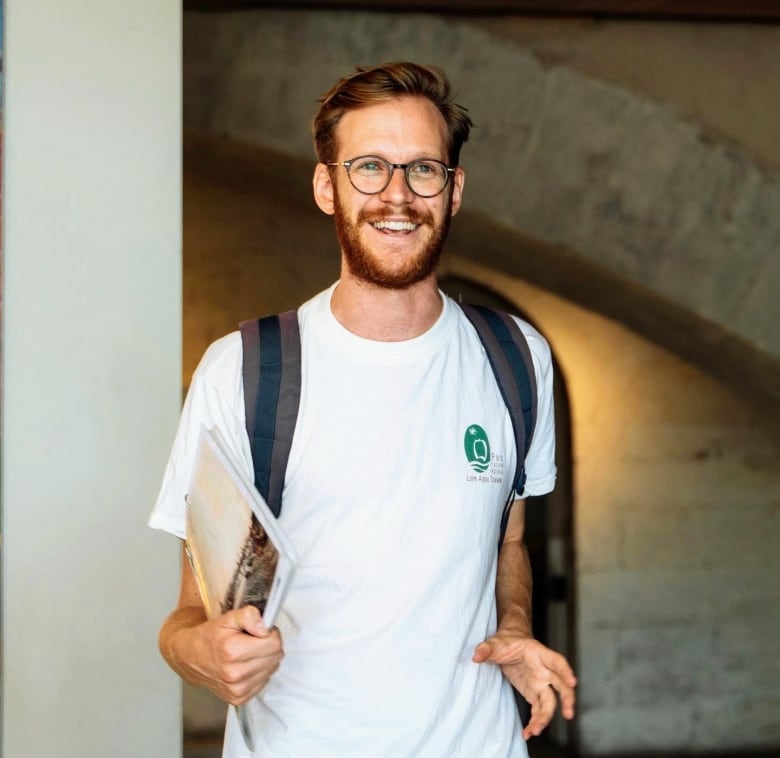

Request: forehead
left=334, top=95, right=449, bottom=162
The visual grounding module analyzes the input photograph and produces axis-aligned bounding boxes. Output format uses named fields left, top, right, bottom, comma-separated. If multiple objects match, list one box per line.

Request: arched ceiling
left=182, top=9, right=780, bottom=410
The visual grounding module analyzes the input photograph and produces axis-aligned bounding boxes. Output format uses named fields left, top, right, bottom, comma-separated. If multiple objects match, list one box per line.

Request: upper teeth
left=372, top=220, right=418, bottom=231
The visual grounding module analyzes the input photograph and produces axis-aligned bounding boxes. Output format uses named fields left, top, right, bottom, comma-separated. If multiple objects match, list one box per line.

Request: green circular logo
left=464, top=424, right=491, bottom=473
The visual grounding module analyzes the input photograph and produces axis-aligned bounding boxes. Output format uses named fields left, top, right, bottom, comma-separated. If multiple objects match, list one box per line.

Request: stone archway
left=182, top=128, right=780, bottom=754
left=184, top=8, right=779, bottom=410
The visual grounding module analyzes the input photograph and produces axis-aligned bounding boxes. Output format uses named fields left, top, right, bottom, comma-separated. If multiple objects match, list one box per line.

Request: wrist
left=496, top=606, right=533, bottom=638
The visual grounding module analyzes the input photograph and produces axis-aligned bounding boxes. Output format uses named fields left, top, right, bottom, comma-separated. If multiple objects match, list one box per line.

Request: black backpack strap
left=239, top=311, right=301, bottom=518
left=459, top=304, right=538, bottom=542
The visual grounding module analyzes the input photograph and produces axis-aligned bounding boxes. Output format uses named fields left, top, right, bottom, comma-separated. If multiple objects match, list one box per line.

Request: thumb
left=228, top=605, right=268, bottom=637
left=472, top=639, right=495, bottom=664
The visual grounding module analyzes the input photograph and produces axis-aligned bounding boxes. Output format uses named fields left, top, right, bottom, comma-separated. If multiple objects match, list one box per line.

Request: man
left=151, top=62, right=576, bottom=757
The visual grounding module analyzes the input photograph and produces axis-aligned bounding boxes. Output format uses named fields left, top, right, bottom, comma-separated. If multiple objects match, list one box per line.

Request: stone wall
left=181, top=134, right=780, bottom=753
left=452, top=259, right=780, bottom=753
left=179, top=9, right=780, bottom=752
left=183, top=9, right=780, bottom=404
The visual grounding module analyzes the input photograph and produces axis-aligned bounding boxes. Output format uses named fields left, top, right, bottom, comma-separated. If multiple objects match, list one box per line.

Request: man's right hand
left=159, top=547, right=284, bottom=705
left=180, top=604, right=284, bottom=705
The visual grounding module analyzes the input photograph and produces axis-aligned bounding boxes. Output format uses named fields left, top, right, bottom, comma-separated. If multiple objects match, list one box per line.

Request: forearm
left=495, top=537, right=534, bottom=639
left=158, top=604, right=209, bottom=685
left=477, top=504, right=577, bottom=735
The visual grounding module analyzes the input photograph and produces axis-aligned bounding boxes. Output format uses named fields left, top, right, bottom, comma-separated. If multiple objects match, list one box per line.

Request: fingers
left=543, top=647, right=578, bottom=688
left=522, top=685, right=557, bottom=740
left=219, top=642, right=284, bottom=705
left=542, top=650, right=577, bottom=720
left=541, top=650, right=577, bottom=692
left=553, top=674, right=577, bottom=721
left=188, top=609, right=284, bottom=705
left=473, top=634, right=578, bottom=738
left=217, top=622, right=282, bottom=664
left=472, top=640, right=494, bottom=663
left=224, top=605, right=270, bottom=638
left=473, top=632, right=534, bottom=666
left=472, top=632, right=533, bottom=664
left=558, top=688, right=576, bottom=721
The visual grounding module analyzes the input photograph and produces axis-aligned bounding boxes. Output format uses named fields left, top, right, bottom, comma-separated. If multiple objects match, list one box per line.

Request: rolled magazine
left=185, top=425, right=297, bottom=752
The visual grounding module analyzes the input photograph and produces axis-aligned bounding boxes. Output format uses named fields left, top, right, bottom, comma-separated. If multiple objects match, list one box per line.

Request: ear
left=313, top=163, right=335, bottom=216
left=449, top=166, right=465, bottom=217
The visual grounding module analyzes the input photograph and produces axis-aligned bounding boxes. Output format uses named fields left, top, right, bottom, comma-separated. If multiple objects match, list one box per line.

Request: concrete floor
left=183, top=733, right=780, bottom=758
left=182, top=734, right=574, bottom=758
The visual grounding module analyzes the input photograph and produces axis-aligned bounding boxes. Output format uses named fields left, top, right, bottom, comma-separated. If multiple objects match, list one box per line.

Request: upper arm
left=515, top=322, right=556, bottom=498
left=502, top=498, right=527, bottom=546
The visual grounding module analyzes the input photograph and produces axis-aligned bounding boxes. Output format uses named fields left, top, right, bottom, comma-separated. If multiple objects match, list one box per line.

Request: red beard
left=333, top=193, right=451, bottom=290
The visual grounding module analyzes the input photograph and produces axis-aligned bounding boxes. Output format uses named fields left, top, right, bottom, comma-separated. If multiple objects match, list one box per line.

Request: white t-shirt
left=150, top=284, right=556, bottom=758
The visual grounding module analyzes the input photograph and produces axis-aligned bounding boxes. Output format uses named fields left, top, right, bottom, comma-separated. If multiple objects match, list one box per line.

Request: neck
left=330, top=274, right=443, bottom=341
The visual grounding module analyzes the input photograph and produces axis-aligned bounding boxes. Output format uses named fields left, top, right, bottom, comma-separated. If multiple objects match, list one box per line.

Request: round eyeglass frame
left=326, top=155, right=456, bottom=198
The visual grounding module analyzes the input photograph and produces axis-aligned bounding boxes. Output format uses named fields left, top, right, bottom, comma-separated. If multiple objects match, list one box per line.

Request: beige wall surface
left=2, top=1, right=182, bottom=755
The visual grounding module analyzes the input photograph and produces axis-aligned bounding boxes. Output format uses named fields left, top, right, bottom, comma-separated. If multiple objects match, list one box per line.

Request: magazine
left=185, top=425, right=298, bottom=751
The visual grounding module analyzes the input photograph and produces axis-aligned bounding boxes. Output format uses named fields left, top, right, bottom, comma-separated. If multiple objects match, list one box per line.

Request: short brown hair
left=313, top=61, right=473, bottom=166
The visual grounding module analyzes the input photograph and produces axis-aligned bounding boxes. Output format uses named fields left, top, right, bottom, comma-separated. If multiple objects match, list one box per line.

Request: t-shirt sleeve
left=513, top=319, right=556, bottom=498
left=147, top=332, right=254, bottom=539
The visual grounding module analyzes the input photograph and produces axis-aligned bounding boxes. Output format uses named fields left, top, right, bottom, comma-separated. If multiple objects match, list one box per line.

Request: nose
left=378, top=165, right=415, bottom=205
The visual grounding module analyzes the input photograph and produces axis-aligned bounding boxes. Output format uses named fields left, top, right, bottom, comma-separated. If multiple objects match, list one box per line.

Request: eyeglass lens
left=347, top=156, right=450, bottom=197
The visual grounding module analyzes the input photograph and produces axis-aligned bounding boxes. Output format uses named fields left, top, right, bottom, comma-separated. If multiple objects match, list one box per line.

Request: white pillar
left=2, top=1, right=182, bottom=756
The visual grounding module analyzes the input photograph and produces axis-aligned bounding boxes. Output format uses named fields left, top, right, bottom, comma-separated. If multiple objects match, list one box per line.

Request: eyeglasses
left=327, top=155, right=456, bottom=198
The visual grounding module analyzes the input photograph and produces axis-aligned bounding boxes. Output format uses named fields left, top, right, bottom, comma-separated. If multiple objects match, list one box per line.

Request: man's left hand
left=473, top=632, right=577, bottom=740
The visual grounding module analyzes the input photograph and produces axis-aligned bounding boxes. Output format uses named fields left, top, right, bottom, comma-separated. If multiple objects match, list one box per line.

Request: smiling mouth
left=371, top=220, right=419, bottom=233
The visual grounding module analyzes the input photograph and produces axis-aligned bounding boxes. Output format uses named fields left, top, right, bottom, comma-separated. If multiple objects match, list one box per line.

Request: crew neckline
left=304, top=282, right=456, bottom=365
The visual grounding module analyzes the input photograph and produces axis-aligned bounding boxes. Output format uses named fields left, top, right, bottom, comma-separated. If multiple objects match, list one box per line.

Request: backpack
left=239, top=303, right=538, bottom=545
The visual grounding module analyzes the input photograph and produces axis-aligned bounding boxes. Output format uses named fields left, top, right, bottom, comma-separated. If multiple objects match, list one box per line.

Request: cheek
left=431, top=196, right=453, bottom=224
